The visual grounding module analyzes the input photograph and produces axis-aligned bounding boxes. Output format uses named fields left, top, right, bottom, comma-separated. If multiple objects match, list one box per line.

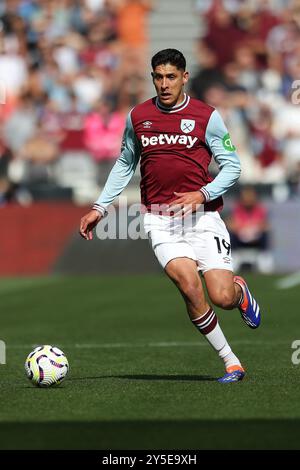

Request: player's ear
left=183, top=71, right=189, bottom=84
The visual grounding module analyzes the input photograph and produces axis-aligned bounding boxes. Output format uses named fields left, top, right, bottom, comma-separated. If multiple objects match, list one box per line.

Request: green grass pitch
left=0, top=274, right=299, bottom=449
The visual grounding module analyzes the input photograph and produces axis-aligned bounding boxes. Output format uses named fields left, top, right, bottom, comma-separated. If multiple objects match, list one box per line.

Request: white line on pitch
left=276, top=271, right=300, bottom=289
left=6, top=340, right=286, bottom=350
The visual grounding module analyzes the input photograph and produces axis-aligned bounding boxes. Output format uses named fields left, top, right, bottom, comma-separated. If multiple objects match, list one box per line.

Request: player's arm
left=79, top=112, right=140, bottom=240
left=168, top=110, right=241, bottom=216
left=199, top=109, right=241, bottom=202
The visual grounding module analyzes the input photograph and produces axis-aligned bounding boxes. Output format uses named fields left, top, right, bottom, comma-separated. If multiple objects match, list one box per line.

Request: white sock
left=222, top=350, right=242, bottom=370
left=192, top=307, right=242, bottom=370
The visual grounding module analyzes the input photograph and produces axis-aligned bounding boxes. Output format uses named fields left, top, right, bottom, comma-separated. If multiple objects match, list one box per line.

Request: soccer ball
left=25, top=345, right=69, bottom=387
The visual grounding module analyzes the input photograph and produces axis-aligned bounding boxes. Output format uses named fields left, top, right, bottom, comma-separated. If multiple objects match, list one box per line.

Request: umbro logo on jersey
left=143, top=121, right=152, bottom=128
left=141, top=134, right=198, bottom=149
left=180, top=119, right=195, bottom=134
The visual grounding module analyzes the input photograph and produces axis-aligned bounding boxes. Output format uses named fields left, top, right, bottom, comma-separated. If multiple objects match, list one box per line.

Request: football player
left=80, top=49, right=261, bottom=383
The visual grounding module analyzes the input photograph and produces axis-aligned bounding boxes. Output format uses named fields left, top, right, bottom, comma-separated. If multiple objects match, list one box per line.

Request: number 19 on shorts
left=214, top=236, right=231, bottom=256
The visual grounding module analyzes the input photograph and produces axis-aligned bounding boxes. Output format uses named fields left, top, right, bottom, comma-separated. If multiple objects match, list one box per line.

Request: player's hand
left=79, top=209, right=102, bottom=240
left=167, top=191, right=205, bottom=217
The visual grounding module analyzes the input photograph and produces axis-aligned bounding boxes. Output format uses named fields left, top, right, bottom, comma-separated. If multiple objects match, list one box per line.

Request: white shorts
left=143, top=211, right=233, bottom=273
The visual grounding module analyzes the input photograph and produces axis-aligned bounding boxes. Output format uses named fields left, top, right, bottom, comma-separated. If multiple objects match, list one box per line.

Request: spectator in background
left=18, top=120, right=59, bottom=165
left=190, top=44, right=225, bottom=101
left=84, top=97, right=126, bottom=180
left=227, top=186, right=273, bottom=272
left=0, top=8, right=28, bottom=96
left=113, top=0, right=153, bottom=57
left=272, top=87, right=300, bottom=179
left=79, top=13, right=118, bottom=70
left=199, top=1, right=246, bottom=67
left=232, top=44, right=260, bottom=93
left=3, top=92, right=37, bottom=154
left=111, top=0, right=154, bottom=101
left=201, top=83, right=254, bottom=183
left=250, top=105, right=286, bottom=183
left=39, top=94, right=64, bottom=144
left=232, top=0, right=279, bottom=67
left=60, top=93, right=86, bottom=152
left=228, top=186, right=269, bottom=250
left=72, top=65, right=104, bottom=111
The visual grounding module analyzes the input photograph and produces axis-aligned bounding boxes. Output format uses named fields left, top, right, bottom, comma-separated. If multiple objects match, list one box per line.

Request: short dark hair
left=151, top=49, right=186, bottom=71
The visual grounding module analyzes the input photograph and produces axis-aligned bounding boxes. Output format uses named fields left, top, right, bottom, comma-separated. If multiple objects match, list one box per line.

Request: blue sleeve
left=93, top=111, right=140, bottom=214
left=200, top=109, right=241, bottom=202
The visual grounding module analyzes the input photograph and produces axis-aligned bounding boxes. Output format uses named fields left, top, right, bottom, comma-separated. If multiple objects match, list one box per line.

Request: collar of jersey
left=156, top=93, right=190, bottom=113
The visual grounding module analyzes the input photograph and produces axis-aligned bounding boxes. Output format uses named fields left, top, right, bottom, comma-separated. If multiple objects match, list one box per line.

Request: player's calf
left=204, top=269, right=243, bottom=311
left=210, top=289, right=238, bottom=310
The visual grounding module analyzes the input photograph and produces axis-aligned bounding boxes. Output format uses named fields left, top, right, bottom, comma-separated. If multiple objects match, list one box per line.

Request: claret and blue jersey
left=93, top=93, right=241, bottom=214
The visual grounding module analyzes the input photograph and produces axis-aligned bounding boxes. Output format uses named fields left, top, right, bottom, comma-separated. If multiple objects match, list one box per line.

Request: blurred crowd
left=1, top=0, right=300, bottom=206
left=0, top=0, right=153, bottom=204
left=192, top=0, right=300, bottom=193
